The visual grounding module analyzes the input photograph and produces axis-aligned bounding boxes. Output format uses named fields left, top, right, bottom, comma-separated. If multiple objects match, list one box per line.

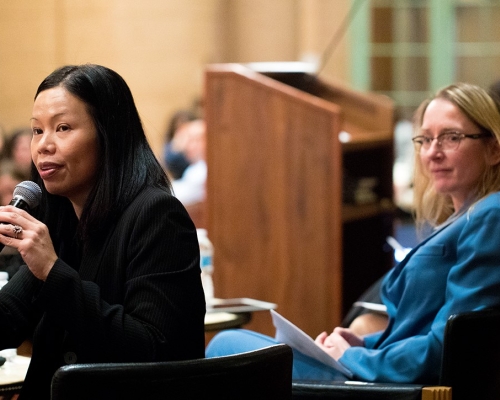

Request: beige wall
left=0, top=0, right=352, bottom=158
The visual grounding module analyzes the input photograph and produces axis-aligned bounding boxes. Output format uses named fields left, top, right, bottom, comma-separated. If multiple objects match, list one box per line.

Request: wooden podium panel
left=204, top=63, right=394, bottom=337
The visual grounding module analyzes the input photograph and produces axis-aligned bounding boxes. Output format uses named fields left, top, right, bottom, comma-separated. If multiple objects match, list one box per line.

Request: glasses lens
left=441, top=133, right=461, bottom=150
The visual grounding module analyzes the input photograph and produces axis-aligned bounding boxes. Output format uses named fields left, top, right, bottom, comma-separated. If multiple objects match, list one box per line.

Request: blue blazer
left=339, top=192, right=500, bottom=384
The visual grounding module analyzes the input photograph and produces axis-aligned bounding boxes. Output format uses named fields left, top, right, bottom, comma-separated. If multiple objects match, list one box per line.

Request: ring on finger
left=12, top=225, right=23, bottom=239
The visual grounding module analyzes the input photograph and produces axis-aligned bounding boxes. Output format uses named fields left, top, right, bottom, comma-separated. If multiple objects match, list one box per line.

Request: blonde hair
left=413, top=83, right=500, bottom=232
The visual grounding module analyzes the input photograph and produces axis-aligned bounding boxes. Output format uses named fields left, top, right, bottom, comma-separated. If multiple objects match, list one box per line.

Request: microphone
left=8, top=181, right=42, bottom=211
left=0, top=181, right=42, bottom=252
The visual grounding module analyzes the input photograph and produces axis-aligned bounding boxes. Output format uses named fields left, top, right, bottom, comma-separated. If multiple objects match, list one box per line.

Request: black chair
left=293, top=308, right=500, bottom=400
left=51, top=344, right=293, bottom=400
left=440, top=308, right=500, bottom=400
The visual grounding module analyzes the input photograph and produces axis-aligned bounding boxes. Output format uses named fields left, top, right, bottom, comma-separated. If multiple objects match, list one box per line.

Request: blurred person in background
left=0, top=160, right=24, bottom=207
left=5, top=127, right=33, bottom=180
left=163, top=109, right=197, bottom=180
left=0, top=124, right=8, bottom=162
left=171, top=119, right=207, bottom=206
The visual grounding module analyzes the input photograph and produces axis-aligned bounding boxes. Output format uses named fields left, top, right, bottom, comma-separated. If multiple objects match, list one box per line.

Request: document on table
left=270, top=310, right=353, bottom=378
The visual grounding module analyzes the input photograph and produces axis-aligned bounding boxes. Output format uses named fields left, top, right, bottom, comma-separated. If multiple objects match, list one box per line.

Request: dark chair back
left=440, top=307, right=500, bottom=400
left=51, top=344, right=293, bottom=400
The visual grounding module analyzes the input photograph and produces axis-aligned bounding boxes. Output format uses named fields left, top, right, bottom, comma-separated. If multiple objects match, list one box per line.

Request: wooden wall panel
left=0, top=0, right=353, bottom=157
left=0, top=0, right=221, bottom=157
left=0, top=1, right=58, bottom=134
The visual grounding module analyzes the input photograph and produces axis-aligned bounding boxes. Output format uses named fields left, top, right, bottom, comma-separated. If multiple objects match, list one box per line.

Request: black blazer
left=0, top=187, right=206, bottom=400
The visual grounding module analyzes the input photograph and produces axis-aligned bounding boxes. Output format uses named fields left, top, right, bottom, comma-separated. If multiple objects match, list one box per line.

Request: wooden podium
left=204, top=63, right=394, bottom=337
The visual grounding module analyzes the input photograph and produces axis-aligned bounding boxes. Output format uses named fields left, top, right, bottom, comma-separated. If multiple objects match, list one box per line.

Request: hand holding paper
left=271, top=309, right=353, bottom=378
left=330, top=327, right=365, bottom=347
left=315, top=331, right=350, bottom=360
left=315, top=327, right=363, bottom=360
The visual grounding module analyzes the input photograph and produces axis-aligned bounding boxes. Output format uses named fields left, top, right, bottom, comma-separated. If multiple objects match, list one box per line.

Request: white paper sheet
left=271, top=309, right=353, bottom=378
left=352, top=301, right=388, bottom=314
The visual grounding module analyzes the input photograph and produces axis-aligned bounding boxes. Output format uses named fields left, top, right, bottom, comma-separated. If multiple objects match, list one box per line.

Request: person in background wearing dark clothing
left=163, top=109, right=197, bottom=179
left=0, top=64, right=205, bottom=400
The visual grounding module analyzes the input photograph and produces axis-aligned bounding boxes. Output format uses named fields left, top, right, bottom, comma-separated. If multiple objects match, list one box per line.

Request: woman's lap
left=205, top=329, right=348, bottom=381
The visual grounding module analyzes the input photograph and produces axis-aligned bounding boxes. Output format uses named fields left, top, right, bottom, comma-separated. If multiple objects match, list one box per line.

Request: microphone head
left=12, top=181, right=42, bottom=210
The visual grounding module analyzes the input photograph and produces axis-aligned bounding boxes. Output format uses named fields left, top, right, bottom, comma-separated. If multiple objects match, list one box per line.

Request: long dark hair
left=32, top=64, right=171, bottom=246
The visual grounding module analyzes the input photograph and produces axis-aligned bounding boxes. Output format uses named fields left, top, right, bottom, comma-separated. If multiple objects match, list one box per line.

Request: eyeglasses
left=412, top=131, right=493, bottom=152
